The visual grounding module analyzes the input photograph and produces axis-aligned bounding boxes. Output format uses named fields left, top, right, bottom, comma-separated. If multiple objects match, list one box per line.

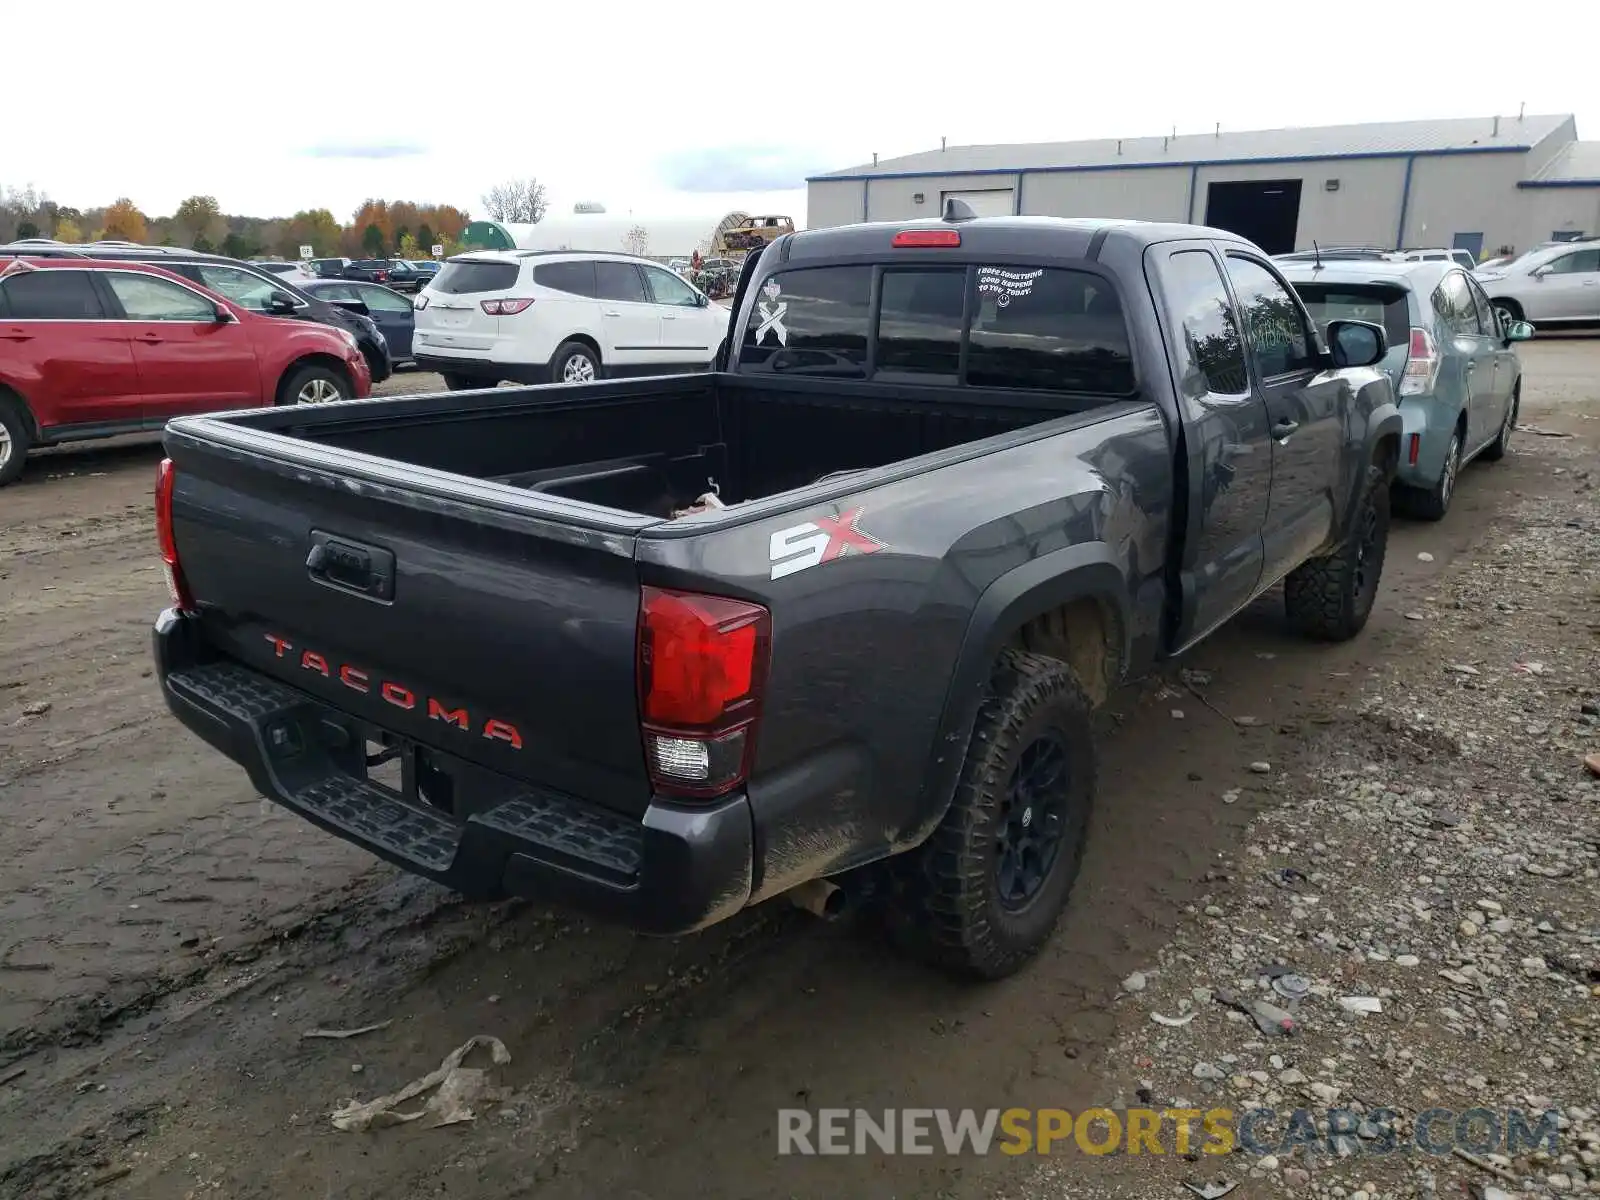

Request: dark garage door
left=1205, top=179, right=1303, bottom=255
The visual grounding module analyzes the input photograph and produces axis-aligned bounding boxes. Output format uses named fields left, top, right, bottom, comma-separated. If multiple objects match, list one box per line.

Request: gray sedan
left=1280, top=259, right=1533, bottom=520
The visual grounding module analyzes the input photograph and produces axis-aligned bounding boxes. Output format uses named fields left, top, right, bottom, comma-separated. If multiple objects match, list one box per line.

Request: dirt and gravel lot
left=1, top=341, right=1596, bottom=1200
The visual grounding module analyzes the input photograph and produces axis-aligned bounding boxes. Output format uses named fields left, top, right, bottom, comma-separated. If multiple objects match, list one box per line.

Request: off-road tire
left=550, top=341, right=601, bottom=384
left=1283, top=466, right=1390, bottom=641
left=1394, top=424, right=1461, bottom=521
left=1480, top=382, right=1519, bottom=462
left=887, top=649, right=1096, bottom=980
left=0, top=392, right=33, bottom=487
left=277, top=363, right=351, bottom=406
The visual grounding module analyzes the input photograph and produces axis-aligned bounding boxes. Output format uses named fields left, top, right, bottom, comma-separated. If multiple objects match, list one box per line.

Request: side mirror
left=1531, top=265, right=1551, bottom=279
left=1504, top=319, right=1535, bottom=343
left=213, top=305, right=236, bottom=324
left=696, top=291, right=709, bottom=307
left=1326, top=319, right=1388, bottom=369
left=330, top=298, right=371, bottom=317
left=265, top=291, right=298, bottom=315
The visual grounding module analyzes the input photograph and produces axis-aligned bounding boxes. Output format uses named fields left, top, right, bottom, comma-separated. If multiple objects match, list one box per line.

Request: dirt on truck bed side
left=1, top=338, right=1595, bottom=1200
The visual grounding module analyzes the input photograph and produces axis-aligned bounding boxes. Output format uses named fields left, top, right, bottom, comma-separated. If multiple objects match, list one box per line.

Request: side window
left=358, top=286, right=412, bottom=313
left=105, top=273, right=217, bottom=321
left=532, top=260, right=596, bottom=297
left=0, top=269, right=105, bottom=319
left=1434, top=273, right=1481, bottom=336
left=1161, top=251, right=1250, bottom=397
left=1545, top=249, right=1600, bottom=274
left=1464, top=275, right=1497, bottom=334
left=594, top=262, right=648, bottom=303
left=1223, top=256, right=1317, bottom=378
left=196, top=265, right=280, bottom=312
left=966, top=266, right=1135, bottom=394
left=315, top=283, right=359, bottom=303
left=876, top=269, right=964, bottom=381
left=643, top=265, right=699, bottom=307
left=738, top=266, right=870, bottom=377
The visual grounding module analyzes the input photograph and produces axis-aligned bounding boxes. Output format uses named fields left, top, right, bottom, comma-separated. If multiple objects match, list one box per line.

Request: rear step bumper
left=152, top=608, right=754, bottom=935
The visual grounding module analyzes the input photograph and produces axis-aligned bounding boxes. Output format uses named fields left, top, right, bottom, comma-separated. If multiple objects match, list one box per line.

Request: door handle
left=0, top=331, right=30, bottom=341
left=1465, top=361, right=1475, bottom=372
left=662, top=314, right=678, bottom=320
left=1272, top=419, right=1299, bottom=439
left=602, top=309, right=622, bottom=317
left=135, top=333, right=164, bottom=343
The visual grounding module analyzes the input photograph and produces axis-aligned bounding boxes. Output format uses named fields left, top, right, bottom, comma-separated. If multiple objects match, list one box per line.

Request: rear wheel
left=1480, top=383, right=1519, bottom=462
left=1284, top=465, right=1390, bottom=641
left=1396, top=424, right=1461, bottom=521
left=551, top=341, right=601, bottom=384
left=278, top=363, right=351, bottom=406
left=887, top=649, right=1096, bottom=980
left=0, top=394, right=34, bottom=487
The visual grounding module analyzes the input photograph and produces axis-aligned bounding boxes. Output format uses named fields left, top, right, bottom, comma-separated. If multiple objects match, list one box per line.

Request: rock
left=1122, top=971, right=1148, bottom=993
left=21, top=700, right=51, bottom=716
left=1249, top=762, right=1272, bottom=774
left=1258, top=1155, right=1280, bottom=1170
left=1395, top=954, right=1420, bottom=967
left=1279, top=1068, right=1308, bottom=1085
left=1418, top=551, right=1435, bottom=562
left=1547, top=1174, right=1572, bottom=1192
left=1310, top=1081, right=1340, bottom=1104
left=1283, top=1167, right=1310, bottom=1188
left=1459, top=919, right=1480, bottom=938
left=1192, top=1062, right=1226, bottom=1081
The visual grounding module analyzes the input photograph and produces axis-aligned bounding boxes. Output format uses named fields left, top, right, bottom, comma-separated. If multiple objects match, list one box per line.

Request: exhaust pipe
left=787, top=878, right=849, bottom=921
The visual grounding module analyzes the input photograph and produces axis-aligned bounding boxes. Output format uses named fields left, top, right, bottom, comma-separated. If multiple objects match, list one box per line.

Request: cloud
left=656, top=146, right=829, bottom=193
left=299, top=141, right=429, bottom=160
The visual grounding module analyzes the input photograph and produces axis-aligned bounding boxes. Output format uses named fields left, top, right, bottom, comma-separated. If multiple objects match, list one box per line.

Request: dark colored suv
left=0, top=243, right=392, bottom=384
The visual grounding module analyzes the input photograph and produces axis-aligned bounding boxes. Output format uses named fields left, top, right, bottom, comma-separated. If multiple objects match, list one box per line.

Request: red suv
left=0, top=257, right=372, bottom=486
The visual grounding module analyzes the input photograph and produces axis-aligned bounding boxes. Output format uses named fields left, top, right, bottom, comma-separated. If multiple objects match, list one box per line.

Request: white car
left=1474, top=239, right=1600, bottom=327
left=412, top=250, right=731, bottom=388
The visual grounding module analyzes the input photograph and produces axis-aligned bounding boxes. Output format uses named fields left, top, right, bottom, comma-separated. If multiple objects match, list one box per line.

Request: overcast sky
left=6, top=0, right=1590, bottom=226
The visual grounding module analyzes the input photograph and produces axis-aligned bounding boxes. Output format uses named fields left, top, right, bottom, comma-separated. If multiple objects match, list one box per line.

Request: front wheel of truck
left=1283, top=466, right=1390, bottom=641
left=889, top=649, right=1096, bottom=981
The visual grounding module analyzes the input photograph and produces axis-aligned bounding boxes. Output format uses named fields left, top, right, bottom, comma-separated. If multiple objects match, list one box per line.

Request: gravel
left=1010, top=431, right=1599, bottom=1199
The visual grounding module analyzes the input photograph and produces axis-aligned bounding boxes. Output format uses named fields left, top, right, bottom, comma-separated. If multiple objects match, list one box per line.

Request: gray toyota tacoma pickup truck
left=152, top=207, right=1402, bottom=979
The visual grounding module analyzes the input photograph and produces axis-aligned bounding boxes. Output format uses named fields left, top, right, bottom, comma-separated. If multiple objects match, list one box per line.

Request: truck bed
left=213, top=372, right=1084, bottom=519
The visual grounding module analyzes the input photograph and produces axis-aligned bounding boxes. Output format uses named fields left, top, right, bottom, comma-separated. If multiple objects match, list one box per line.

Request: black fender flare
left=905, top=543, right=1132, bottom=849
left=1336, top=404, right=1402, bottom=541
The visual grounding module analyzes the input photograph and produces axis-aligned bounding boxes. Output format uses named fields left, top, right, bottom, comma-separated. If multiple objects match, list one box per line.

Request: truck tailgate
left=163, top=424, right=655, bottom=818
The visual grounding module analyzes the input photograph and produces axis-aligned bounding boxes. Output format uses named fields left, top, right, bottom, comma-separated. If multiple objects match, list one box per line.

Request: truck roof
left=781, top=215, right=1260, bottom=265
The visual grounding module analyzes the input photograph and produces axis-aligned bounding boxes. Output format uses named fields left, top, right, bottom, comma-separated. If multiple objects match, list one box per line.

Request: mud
left=1, top=338, right=1595, bottom=1199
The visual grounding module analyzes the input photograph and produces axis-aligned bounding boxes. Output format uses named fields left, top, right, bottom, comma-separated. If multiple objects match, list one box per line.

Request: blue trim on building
left=861, top=180, right=869, bottom=221
left=807, top=143, right=1530, bottom=184
left=1394, top=155, right=1417, bottom=250
left=1014, top=172, right=1024, bottom=215
left=1186, top=164, right=1199, bottom=223
left=1518, top=179, right=1600, bottom=189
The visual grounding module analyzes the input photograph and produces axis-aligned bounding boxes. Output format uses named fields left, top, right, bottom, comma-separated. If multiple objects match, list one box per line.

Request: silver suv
left=1474, top=239, right=1600, bottom=327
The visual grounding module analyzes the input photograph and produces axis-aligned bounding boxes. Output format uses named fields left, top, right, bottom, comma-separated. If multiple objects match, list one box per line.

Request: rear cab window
left=737, top=263, right=1135, bottom=396
left=431, top=260, right=520, bottom=294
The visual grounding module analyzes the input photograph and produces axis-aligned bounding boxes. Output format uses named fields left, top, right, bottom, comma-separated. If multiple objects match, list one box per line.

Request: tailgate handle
left=306, top=531, right=396, bottom=603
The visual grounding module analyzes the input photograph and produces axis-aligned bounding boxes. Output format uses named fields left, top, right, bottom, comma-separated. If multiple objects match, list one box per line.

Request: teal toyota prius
left=1278, top=257, right=1534, bottom=520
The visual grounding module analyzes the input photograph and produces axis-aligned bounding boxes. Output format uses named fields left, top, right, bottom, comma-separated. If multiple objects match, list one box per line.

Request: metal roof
left=1522, top=140, right=1600, bottom=186
left=814, top=114, right=1575, bottom=180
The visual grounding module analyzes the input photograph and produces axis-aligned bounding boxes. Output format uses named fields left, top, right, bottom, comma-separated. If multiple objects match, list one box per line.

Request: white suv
left=412, top=250, right=731, bottom=388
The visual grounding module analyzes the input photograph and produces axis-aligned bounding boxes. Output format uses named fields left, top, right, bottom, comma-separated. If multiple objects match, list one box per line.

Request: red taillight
left=414, top=294, right=429, bottom=310
left=155, top=458, right=196, bottom=611
left=375, top=271, right=387, bottom=281
left=892, top=229, right=961, bottom=248
left=1400, top=326, right=1440, bottom=396
left=481, top=297, right=535, bottom=315
left=1409, top=433, right=1421, bottom=466
left=637, top=587, right=770, bottom=799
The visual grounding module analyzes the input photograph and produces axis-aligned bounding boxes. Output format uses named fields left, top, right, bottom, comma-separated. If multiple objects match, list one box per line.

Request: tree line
left=0, top=179, right=553, bottom=262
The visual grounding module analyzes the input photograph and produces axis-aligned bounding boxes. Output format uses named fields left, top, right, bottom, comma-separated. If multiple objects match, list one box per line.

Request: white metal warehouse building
left=806, top=114, right=1600, bottom=261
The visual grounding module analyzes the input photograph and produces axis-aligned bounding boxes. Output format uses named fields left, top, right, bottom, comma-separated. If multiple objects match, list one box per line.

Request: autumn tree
left=398, top=232, right=421, bottom=259
left=481, top=179, right=546, bottom=224
left=54, top=217, right=83, bottom=243
left=281, top=208, right=340, bottom=258
left=15, top=221, right=38, bottom=240
left=418, top=205, right=467, bottom=242
left=416, top=223, right=435, bottom=252
left=361, top=223, right=385, bottom=256
left=173, top=194, right=225, bottom=249
left=101, top=197, right=149, bottom=243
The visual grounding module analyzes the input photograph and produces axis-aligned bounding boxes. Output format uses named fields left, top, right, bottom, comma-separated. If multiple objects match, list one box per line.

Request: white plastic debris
left=1337, top=996, right=1383, bottom=1015
left=331, top=1035, right=510, bottom=1132
left=303, top=1020, right=393, bottom=1040
left=1151, top=1011, right=1198, bottom=1027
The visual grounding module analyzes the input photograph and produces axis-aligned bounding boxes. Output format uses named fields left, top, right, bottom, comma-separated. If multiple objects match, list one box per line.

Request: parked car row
left=309, top=257, right=438, bottom=293
left=0, top=255, right=371, bottom=485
